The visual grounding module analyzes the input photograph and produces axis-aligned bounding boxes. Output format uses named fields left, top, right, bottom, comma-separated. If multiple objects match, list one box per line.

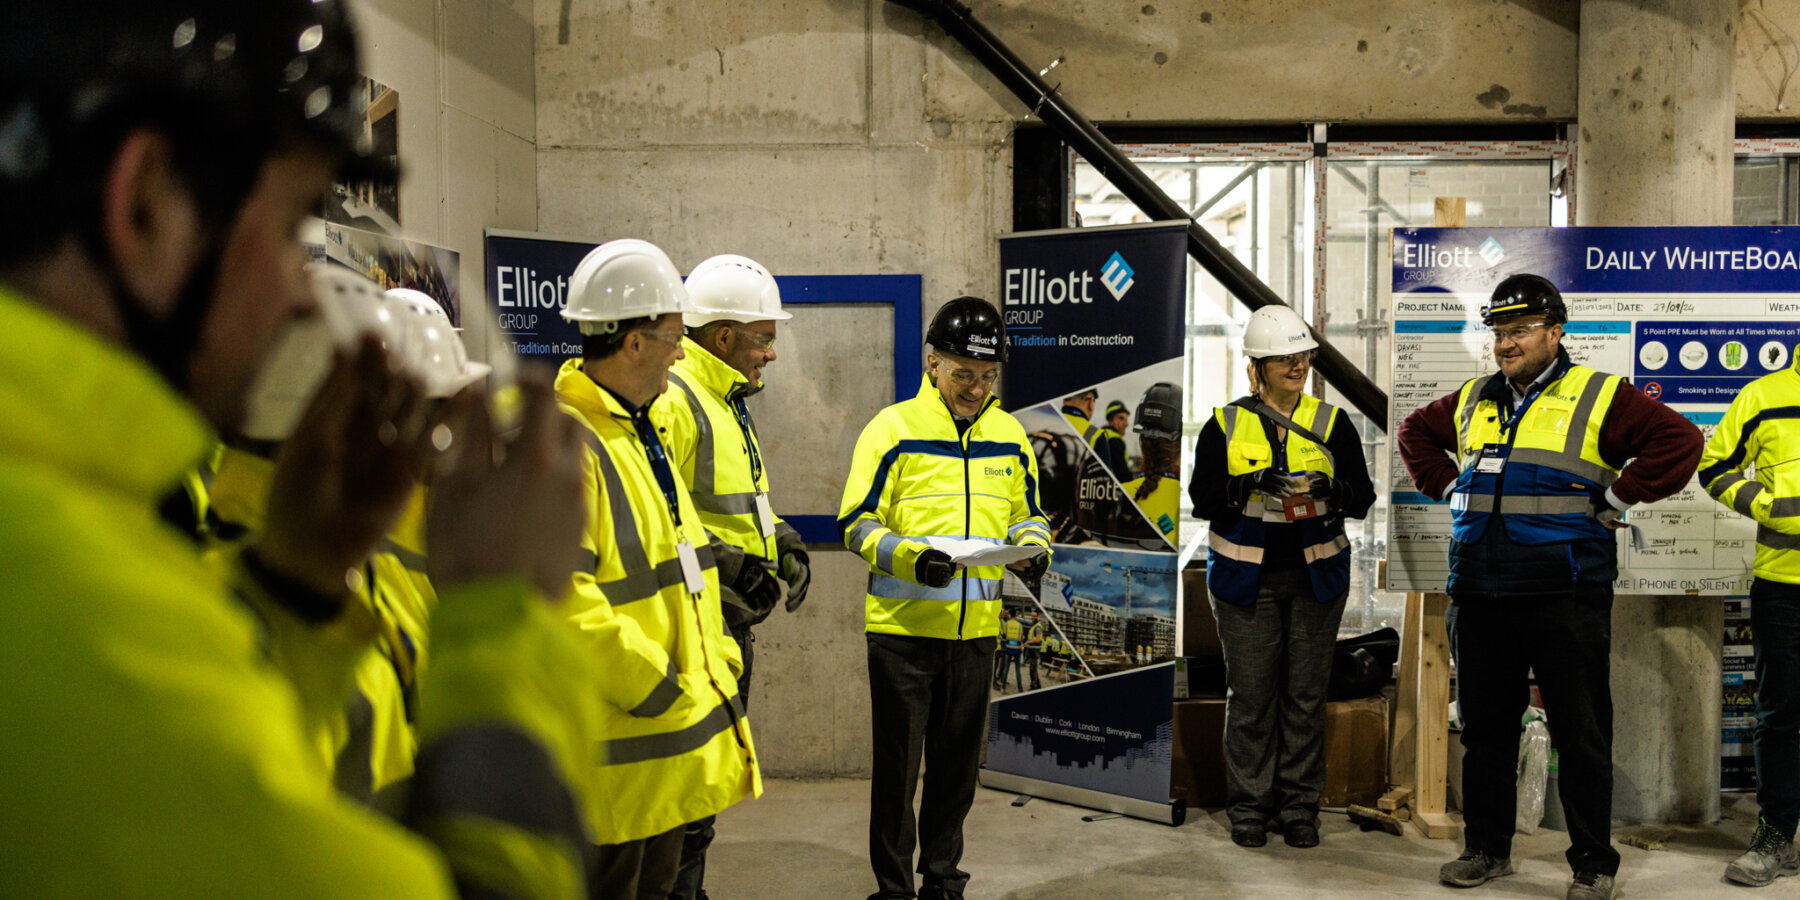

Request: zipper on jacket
left=956, top=432, right=971, bottom=640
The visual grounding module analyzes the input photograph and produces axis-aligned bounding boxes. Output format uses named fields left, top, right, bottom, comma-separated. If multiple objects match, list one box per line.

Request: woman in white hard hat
left=1188, top=304, right=1374, bottom=851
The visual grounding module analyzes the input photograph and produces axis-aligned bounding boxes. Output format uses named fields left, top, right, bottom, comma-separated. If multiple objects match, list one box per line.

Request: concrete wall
left=355, top=0, right=538, bottom=362
left=528, top=0, right=1800, bottom=779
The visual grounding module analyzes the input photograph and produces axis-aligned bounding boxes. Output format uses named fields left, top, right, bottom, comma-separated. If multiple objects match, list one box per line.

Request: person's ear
left=100, top=130, right=204, bottom=315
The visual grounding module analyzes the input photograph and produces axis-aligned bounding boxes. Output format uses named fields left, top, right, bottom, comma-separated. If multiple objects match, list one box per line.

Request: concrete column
left=1577, top=0, right=1733, bottom=824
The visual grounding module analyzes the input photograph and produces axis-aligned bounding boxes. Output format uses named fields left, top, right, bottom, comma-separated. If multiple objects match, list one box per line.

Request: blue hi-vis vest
left=1205, top=396, right=1350, bottom=606
left=1448, top=362, right=1621, bottom=547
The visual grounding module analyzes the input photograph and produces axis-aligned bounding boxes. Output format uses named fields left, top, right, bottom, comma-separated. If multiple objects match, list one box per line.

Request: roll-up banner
left=983, top=221, right=1188, bottom=823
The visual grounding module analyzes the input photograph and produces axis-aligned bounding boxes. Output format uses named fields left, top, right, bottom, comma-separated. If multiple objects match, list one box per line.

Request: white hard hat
left=562, top=238, right=694, bottom=335
left=384, top=288, right=491, bottom=399
left=1242, top=305, right=1319, bottom=359
left=242, top=266, right=394, bottom=442
left=683, top=254, right=789, bottom=328
left=386, top=288, right=456, bottom=330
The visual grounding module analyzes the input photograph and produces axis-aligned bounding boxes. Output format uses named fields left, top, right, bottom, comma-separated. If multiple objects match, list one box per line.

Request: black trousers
left=1449, top=584, right=1619, bottom=877
left=670, top=626, right=752, bottom=900
left=590, top=825, right=684, bottom=900
left=867, top=633, right=994, bottom=899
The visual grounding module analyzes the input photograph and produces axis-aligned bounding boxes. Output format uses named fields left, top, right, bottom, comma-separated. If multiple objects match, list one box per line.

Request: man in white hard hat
left=555, top=239, right=761, bottom=900
left=653, top=254, right=808, bottom=900
left=216, top=268, right=491, bottom=799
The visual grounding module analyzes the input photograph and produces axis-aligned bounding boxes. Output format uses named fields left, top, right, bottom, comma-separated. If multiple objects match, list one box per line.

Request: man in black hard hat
left=839, top=296, right=1052, bottom=900
left=1399, top=273, right=1701, bottom=900
left=0, top=2, right=597, bottom=897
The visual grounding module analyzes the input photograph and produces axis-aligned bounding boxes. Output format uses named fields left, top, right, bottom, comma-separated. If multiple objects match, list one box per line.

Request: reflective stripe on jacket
left=1449, top=362, right=1621, bottom=546
left=0, top=287, right=598, bottom=899
left=1698, top=354, right=1800, bottom=585
left=555, top=359, right=761, bottom=844
left=655, top=337, right=782, bottom=561
left=1206, top=395, right=1349, bottom=605
left=839, top=376, right=1051, bottom=640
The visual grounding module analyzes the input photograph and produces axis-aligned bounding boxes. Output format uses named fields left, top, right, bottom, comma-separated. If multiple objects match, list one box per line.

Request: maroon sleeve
left=1397, top=391, right=1463, bottom=502
left=1598, top=380, right=1704, bottom=506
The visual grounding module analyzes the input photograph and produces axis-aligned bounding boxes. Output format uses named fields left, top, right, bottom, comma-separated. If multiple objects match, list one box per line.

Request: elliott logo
left=1478, top=237, right=1505, bottom=267
left=1100, top=251, right=1135, bottom=300
left=968, top=334, right=995, bottom=346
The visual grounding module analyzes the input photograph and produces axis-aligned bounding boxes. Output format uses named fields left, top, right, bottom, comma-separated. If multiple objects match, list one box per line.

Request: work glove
left=1225, top=468, right=1294, bottom=508
left=776, top=525, right=811, bottom=613
left=1594, top=504, right=1625, bottom=529
left=914, top=549, right=957, bottom=589
left=723, top=556, right=781, bottom=628
left=1014, top=550, right=1049, bottom=583
left=1305, top=472, right=1350, bottom=507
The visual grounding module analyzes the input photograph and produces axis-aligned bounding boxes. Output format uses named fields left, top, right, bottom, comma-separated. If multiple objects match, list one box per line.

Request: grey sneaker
left=1566, top=872, right=1613, bottom=900
left=1439, top=849, right=1513, bottom=887
left=1726, top=818, right=1800, bottom=886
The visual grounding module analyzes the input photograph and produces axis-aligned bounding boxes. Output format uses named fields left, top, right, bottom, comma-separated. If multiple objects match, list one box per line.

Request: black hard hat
left=0, top=0, right=381, bottom=389
left=1482, top=274, right=1567, bottom=325
left=1133, top=382, right=1183, bottom=442
left=926, top=296, right=1008, bottom=363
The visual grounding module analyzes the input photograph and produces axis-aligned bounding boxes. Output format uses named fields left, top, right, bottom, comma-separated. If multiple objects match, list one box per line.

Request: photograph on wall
left=321, top=76, right=400, bottom=234
left=312, top=221, right=461, bottom=326
left=1014, top=360, right=1183, bottom=553
left=993, top=543, right=1177, bottom=697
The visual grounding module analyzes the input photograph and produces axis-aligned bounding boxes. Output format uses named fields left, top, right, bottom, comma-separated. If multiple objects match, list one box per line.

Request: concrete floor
left=710, top=779, right=1767, bottom=898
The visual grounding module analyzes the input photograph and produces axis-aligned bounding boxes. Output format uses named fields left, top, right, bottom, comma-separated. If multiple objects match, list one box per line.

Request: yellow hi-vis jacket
left=206, top=446, right=415, bottom=799
left=655, top=337, right=788, bottom=562
left=0, top=287, right=599, bottom=899
left=1699, top=353, right=1800, bottom=585
left=839, top=376, right=1052, bottom=640
left=555, top=359, right=761, bottom=845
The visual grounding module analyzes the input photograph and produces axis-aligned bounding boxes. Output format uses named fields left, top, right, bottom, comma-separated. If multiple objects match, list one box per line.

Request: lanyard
left=1500, top=381, right=1548, bottom=436
left=730, top=396, right=764, bottom=485
left=629, top=407, right=684, bottom=529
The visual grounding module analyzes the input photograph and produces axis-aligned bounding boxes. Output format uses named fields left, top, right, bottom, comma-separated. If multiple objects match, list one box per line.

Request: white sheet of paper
left=923, top=537, right=1048, bottom=568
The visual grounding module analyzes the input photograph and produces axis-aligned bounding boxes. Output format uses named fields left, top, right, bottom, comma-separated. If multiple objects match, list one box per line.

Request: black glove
left=1015, top=550, right=1049, bottom=582
left=776, top=525, right=811, bottom=612
left=724, top=557, right=781, bottom=627
left=1305, top=472, right=1349, bottom=506
left=914, top=549, right=956, bottom=588
left=1225, top=468, right=1294, bottom=508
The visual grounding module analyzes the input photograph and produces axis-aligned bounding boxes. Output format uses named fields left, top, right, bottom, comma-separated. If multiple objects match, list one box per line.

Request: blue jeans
left=996, top=651, right=1024, bottom=692
left=1754, top=578, right=1800, bottom=837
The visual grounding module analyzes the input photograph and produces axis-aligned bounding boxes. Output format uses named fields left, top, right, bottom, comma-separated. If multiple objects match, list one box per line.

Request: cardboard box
left=1180, top=569, right=1222, bottom=658
left=1321, top=695, right=1390, bottom=808
left=1168, top=695, right=1390, bottom=811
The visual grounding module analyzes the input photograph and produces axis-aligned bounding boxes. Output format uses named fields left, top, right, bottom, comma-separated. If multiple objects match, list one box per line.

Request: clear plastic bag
left=1515, top=715, right=1551, bottom=834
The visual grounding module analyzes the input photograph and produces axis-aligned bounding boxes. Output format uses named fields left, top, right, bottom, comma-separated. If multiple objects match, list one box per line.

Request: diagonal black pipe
left=888, top=0, right=1389, bottom=432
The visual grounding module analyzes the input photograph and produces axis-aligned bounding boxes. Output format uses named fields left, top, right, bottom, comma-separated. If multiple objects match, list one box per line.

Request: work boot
left=1726, top=818, right=1800, bottom=886
left=1230, top=820, right=1266, bottom=847
left=1438, top=849, right=1513, bottom=887
left=918, top=885, right=963, bottom=900
left=1565, top=872, right=1613, bottom=900
left=1282, top=819, right=1320, bottom=848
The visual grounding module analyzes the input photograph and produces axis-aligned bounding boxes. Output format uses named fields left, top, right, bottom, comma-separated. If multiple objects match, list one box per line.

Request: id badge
left=1283, top=494, right=1321, bottom=522
left=1476, top=445, right=1508, bottom=474
left=676, top=541, right=706, bottom=594
left=754, top=493, right=776, bottom=538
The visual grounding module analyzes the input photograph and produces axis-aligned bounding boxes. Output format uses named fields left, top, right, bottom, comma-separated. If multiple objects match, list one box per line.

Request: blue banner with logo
left=484, top=230, right=593, bottom=360
left=997, top=221, right=1188, bottom=410
left=1393, top=225, right=1800, bottom=295
left=984, top=662, right=1177, bottom=806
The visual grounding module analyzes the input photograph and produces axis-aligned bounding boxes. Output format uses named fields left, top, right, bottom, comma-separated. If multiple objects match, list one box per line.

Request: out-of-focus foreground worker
left=1398, top=274, right=1700, bottom=900
left=1122, top=382, right=1185, bottom=545
left=840, top=296, right=1051, bottom=900
left=655, top=253, right=807, bottom=900
left=210, top=269, right=489, bottom=800
left=1701, top=351, right=1800, bottom=887
left=0, top=2, right=603, bottom=897
left=555, top=239, right=761, bottom=900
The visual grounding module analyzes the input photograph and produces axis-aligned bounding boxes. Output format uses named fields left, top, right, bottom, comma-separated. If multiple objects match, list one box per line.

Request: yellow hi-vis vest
left=1206, top=395, right=1349, bottom=605
left=1699, top=354, right=1800, bottom=585
left=555, top=359, right=761, bottom=845
left=206, top=446, right=419, bottom=797
left=0, top=288, right=597, bottom=899
left=1063, top=408, right=1107, bottom=458
left=839, top=376, right=1052, bottom=640
left=655, top=337, right=784, bottom=561
left=1449, top=364, right=1622, bottom=546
